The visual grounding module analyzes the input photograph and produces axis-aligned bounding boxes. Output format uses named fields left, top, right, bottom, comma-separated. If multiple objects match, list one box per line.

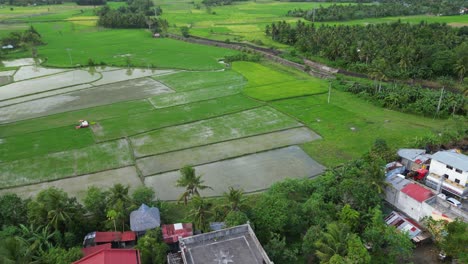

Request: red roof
left=122, top=231, right=136, bottom=242
left=82, top=243, right=112, bottom=257
left=94, top=232, right=136, bottom=243
left=401, top=183, right=434, bottom=202
left=162, top=223, right=193, bottom=244
left=73, top=249, right=141, bottom=264
left=94, top=232, right=122, bottom=243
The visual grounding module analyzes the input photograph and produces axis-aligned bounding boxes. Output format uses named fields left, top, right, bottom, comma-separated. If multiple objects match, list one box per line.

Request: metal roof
left=73, top=249, right=141, bottom=264
left=397, top=149, right=427, bottom=161
left=386, top=174, right=410, bottom=191
left=432, top=151, right=468, bottom=172
left=401, top=183, right=435, bottom=203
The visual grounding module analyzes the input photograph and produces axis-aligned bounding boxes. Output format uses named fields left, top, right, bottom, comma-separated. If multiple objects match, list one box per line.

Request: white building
left=425, top=151, right=468, bottom=198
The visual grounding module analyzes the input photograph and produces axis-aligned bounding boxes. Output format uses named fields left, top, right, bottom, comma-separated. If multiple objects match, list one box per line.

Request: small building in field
left=73, top=248, right=141, bottom=264
left=167, top=223, right=273, bottom=264
left=425, top=150, right=468, bottom=198
left=397, top=148, right=431, bottom=171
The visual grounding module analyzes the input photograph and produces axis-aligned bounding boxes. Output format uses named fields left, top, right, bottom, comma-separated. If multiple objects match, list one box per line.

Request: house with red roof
left=73, top=248, right=141, bottom=264
left=397, top=183, right=435, bottom=221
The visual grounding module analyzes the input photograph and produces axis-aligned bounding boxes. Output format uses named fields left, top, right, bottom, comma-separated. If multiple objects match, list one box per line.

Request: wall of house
left=384, top=186, right=399, bottom=206
left=430, top=159, right=468, bottom=186
left=397, top=192, right=425, bottom=221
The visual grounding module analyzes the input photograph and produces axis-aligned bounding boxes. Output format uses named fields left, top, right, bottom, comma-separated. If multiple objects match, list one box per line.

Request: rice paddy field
left=0, top=1, right=463, bottom=200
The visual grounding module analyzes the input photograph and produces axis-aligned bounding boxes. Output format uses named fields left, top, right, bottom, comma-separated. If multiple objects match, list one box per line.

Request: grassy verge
left=0, top=139, right=133, bottom=188
left=93, top=94, right=263, bottom=141
left=130, top=106, right=301, bottom=157
left=271, top=91, right=458, bottom=166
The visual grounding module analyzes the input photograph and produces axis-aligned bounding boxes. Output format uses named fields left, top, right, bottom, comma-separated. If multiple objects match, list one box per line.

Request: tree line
left=287, top=0, right=466, bottom=22
left=1, top=139, right=467, bottom=263
left=266, top=20, right=468, bottom=82
left=97, top=0, right=167, bottom=32
left=333, top=77, right=466, bottom=117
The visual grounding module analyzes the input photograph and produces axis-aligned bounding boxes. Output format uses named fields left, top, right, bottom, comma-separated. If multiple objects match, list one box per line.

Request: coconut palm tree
left=223, top=187, right=245, bottom=212
left=315, top=222, right=351, bottom=263
left=0, top=236, right=34, bottom=264
left=189, top=196, right=212, bottom=232
left=176, top=166, right=212, bottom=205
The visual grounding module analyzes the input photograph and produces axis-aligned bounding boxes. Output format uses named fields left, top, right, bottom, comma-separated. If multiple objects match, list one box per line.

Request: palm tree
left=315, top=222, right=351, bottom=263
left=47, top=205, right=72, bottom=232
left=108, top=184, right=131, bottom=206
left=0, top=236, right=34, bottom=264
left=189, top=196, right=212, bottom=232
left=223, top=187, right=245, bottom=212
left=176, top=166, right=212, bottom=205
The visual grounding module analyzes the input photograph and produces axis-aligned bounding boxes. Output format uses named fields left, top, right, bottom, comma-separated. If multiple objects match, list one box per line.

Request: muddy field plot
left=0, top=139, right=133, bottom=188
left=144, top=146, right=325, bottom=200
left=0, top=70, right=100, bottom=101
left=137, top=127, right=321, bottom=176
left=149, top=86, right=241, bottom=109
left=13, top=65, right=69, bottom=82
left=93, top=94, right=262, bottom=141
left=93, top=68, right=176, bottom=86
left=0, top=166, right=142, bottom=201
left=130, top=106, right=302, bottom=158
left=0, top=77, right=173, bottom=123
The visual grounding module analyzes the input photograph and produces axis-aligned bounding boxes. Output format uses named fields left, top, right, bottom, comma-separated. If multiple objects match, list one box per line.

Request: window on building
left=446, top=165, right=453, bottom=170
left=444, top=174, right=449, bottom=179
left=455, top=179, right=460, bottom=184
left=455, top=168, right=462, bottom=173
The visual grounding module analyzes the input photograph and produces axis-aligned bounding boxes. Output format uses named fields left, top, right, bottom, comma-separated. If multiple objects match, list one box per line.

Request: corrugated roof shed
left=162, top=223, right=193, bottom=244
left=401, top=183, right=434, bottom=202
left=432, top=151, right=468, bottom=171
left=73, top=249, right=141, bottom=264
left=386, top=174, right=410, bottom=191
left=397, top=149, right=427, bottom=161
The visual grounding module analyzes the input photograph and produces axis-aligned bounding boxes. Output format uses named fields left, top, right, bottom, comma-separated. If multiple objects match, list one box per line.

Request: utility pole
left=435, top=86, right=444, bottom=119
left=327, top=82, right=331, bottom=104
left=312, top=8, right=316, bottom=23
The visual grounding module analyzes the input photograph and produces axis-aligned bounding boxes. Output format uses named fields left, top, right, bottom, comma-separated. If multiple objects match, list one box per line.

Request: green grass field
left=0, top=139, right=133, bottom=188
left=0, top=126, right=95, bottom=162
left=93, top=94, right=263, bottom=141
left=233, top=61, right=328, bottom=101
left=0, top=99, right=154, bottom=137
left=272, top=91, right=459, bottom=167
left=130, top=106, right=301, bottom=157
left=153, top=70, right=246, bottom=92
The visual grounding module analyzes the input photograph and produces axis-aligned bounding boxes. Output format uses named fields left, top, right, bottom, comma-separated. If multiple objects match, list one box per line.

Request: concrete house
left=397, top=148, right=431, bottom=171
left=425, top=151, right=468, bottom=198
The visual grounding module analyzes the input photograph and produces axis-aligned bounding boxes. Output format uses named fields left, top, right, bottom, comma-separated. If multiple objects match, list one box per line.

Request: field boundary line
left=0, top=165, right=136, bottom=191
left=148, top=90, right=244, bottom=109
left=126, top=137, right=144, bottom=183
left=94, top=103, right=266, bottom=143
left=139, top=138, right=321, bottom=176
left=133, top=124, right=304, bottom=160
